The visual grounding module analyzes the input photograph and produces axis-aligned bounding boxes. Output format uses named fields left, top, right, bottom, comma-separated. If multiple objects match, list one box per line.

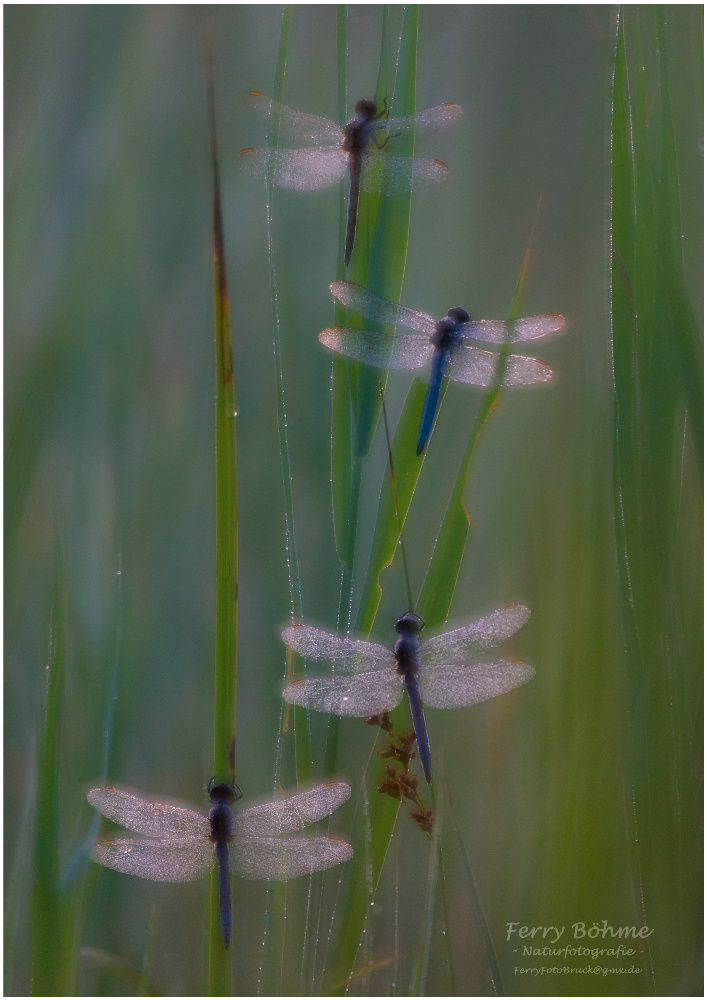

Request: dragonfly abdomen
left=215, top=840, right=232, bottom=947
left=404, top=674, right=432, bottom=784
left=345, top=154, right=363, bottom=267
left=417, top=350, right=447, bottom=455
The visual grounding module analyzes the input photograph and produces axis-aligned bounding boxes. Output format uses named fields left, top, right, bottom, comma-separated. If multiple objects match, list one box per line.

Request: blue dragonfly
left=240, top=92, right=462, bottom=265
left=282, top=605, right=534, bottom=784
left=87, top=780, right=352, bottom=947
left=321, top=281, right=566, bottom=453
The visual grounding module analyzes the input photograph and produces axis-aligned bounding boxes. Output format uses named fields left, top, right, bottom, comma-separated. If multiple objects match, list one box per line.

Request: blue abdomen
left=417, top=350, right=447, bottom=455
left=404, top=674, right=432, bottom=783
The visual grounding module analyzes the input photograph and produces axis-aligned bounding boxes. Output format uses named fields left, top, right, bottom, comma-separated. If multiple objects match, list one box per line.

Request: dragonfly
left=321, top=281, right=566, bottom=454
left=87, top=780, right=352, bottom=947
left=240, top=91, right=462, bottom=265
left=282, top=605, right=534, bottom=784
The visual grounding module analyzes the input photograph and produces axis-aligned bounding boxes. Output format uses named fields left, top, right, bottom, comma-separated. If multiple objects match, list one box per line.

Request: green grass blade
left=357, top=379, right=427, bottom=630
left=206, top=50, right=237, bottom=995
left=611, top=7, right=703, bottom=991
left=329, top=8, right=420, bottom=990
left=325, top=4, right=395, bottom=770
left=417, top=219, right=538, bottom=628
left=351, top=6, right=419, bottom=461
left=408, top=798, right=442, bottom=995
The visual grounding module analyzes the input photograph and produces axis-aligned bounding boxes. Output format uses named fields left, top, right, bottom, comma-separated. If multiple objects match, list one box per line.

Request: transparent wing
left=283, top=671, right=403, bottom=717
left=459, top=314, right=566, bottom=344
left=419, top=660, right=535, bottom=709
left=445, top=346, right=554, bottom=386
left=233, top=835, right=353, bottom=880
left=421, top=605, right=531, bottom=666
left=371, top=102, right=463, bottom=136
left=282, top=625, right=393, bottom=673
left=91, top=837, right=214, bottom=882
left=239, top=147, right=347, bottom=190
left=237, top=782, right=351, bottom=837
left=319, top=328, right=432, bottom=371
left=87, top=788, right=208, bottom=838
left=244, top=92, right=342, bottom=145
left=330, top=281, right=437, bottom=335
left=360, top=151, right=450, bottom=195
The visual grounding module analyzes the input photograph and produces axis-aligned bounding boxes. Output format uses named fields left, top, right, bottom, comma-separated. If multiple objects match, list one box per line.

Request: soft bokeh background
left=5, top=6, right=702, bottom=996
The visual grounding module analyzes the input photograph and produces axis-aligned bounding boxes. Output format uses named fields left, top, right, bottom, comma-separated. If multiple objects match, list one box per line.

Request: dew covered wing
left=319, top=328, right=432, bottom=371
left=239, top=147, right=347, bottom=190
left=91, top=837, right=215, bottom=882
left=419, top=660, right=535, bottom=709
left=237, top=782, right=351, bottom=837
left=283, top=669, right=403, bottom=717
left=329, top=281, right=437, bottom=335
left=360, top=151, right=449, bottom=195
left=282, top=625, right=392, bottom=673
left=445, top=347, right=553, bottom=387
left=233, top=835, right=353, bottom=880
left=420, top=605, right=530, bottom=665
left=244, top=93, right=343, bottom=145
left=87, top=787, right=209, bottom=838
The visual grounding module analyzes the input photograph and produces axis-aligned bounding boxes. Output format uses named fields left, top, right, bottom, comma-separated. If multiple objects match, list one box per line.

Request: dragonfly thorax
left=432, top=309, right=468, bottom=351
left=207, top=782, right=239, bottom=844
left=342, top=100, right=378, bottom=154
left=394, top=613, right=424, bottom=677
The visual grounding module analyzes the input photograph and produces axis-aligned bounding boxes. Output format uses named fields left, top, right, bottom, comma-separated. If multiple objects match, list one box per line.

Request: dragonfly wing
left=330, top=281, right=436, bottom=334
left=445, top=346, right=554, bottom=386
left=421, top=605, right=531, bottom=665
left=459, top=314, right=566, bottom=344
left=319, top=328, right=432, bottom=371
left=360, top=151, right=449, bottom=195
left=239, top=147, right=347, bottom=190
left=233, top=835, right=353, bottom=881
left=283, top=671, right=403, bottom=717
left=418, top=661, right=535, bottom=709
left=91, top=837, right=214, bottom=882
left=244, top=92, right=342, bottom=145
left=374, top=102, right=463, bottom=136
left=237, top=782, right=351, bottom=837
left=87, top=788, right=208, bottom=838
left=282, top=625, right=392, bottom=673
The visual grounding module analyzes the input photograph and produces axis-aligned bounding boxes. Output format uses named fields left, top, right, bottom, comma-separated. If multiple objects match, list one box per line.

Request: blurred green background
left=5, top=6, right=702, bottom=996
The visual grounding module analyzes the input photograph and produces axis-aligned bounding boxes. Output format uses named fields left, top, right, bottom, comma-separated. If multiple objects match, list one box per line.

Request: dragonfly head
left=446, top=307, right=470, bottom=325
left=394, top=611, right=424, bottom=637
left=207, top=780, right=242, bottom=805
left=354, top=99, right=377, bottom=120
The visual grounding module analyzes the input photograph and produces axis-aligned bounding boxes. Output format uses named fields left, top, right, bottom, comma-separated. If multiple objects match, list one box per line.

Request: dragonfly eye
left=447, top=307, right=470, bottom=324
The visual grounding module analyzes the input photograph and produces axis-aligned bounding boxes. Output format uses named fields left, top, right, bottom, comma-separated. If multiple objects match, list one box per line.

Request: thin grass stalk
left=30, top=574, right=74, bottom=995
left=325, top=4, right=394, bottom=775
left=255, top=10, right=309, bottom=995
left=407, top=792, right=442, bottom=995
left=206, top=47, right=237, bottom=995
left=260, top=8, right=313, bottom=787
